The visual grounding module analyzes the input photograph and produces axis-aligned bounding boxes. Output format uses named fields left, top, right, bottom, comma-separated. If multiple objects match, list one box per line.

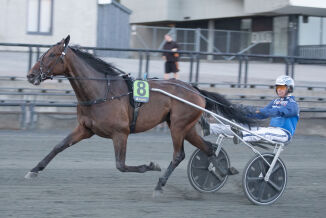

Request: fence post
left=194, top=29, right=201, bottom=84
left=195, top=54, right=200, bottom=84
left=290, top=57, right=295, bottom=79
left=153, top=28, right=157, bottom=49
left=244, top=56, right=249, bottom=88
left=29, top=104, right=35, bottom=129
left=237, top=55, right=243, bottom=88
left=20, top=104, right=26, bottom=129
left=36, top=47, right=40, bottom=60
left=285, top=58, right=289, bottom=76
left=145, top=52, right=150, bottom=78
left=189, top=54, right=194, bottom=83
left=195, top=28, right=201, bottom=53
left=138, top=51, right=143, bottom=79
left=207, top=20, right=214, bottom=60
left=226, top=31, right=231, bottom=53
left=28, top=47, right=33, bottom=72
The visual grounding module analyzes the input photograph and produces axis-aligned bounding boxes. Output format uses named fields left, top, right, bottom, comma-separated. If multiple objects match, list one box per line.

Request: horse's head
left=27, top=35, right=70, bottom=85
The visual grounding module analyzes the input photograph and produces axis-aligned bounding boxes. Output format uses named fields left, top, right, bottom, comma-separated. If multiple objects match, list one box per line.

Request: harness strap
left=78, top=74, right=110, bottom=106
left=129, top=102, right=142, bottom=133
left=76, top=74, right=143, bottom=133
left=122, top=75, right=144, bottom=133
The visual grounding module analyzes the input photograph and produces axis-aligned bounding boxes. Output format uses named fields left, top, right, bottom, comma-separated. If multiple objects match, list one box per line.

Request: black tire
left=242, top=153, right=287, bottom=205
left=187, top=148, right=230, bottom=193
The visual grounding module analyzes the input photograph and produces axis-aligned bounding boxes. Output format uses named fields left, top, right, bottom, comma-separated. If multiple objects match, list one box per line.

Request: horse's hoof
left=228, top=166, right=239, bottom=175
left=150, top=162, right=161, bottom=171
left=153, top=163, right=161, bottom=171
left=24, top=171, right=38, bottom=179
left=152, top=189, right=164, bottom=199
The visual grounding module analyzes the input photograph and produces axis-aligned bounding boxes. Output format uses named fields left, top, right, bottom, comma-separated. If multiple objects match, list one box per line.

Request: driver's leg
left=243, top=127, right=289, bottom=142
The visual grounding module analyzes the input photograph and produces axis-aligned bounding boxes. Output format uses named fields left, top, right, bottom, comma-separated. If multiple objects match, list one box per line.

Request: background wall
left=0, top=0, right=97, bottom=47
left=121, top=0, right=246, bottom=23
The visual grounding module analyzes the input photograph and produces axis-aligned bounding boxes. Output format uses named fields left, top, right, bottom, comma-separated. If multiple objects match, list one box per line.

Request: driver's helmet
left=275, top=75, right=294, bottom=93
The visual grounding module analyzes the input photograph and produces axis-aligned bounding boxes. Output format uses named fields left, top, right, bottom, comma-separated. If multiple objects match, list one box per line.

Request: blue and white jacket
left=254, top=96, right=299, bottom=137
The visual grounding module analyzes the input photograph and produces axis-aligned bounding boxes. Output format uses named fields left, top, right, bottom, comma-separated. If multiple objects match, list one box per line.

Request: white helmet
left=275, top=75, right=294, bottom=93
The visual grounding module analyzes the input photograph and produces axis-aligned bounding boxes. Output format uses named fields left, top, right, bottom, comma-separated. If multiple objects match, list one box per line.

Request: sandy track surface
left=0, top=130, right=325, bottom=218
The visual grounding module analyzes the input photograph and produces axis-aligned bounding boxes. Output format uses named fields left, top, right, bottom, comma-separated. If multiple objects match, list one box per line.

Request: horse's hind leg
left=153, top=128, right=186, bottom=196
left=24, top=125, right=93, bottom=179
left=185, top=126, right=238, bottom=175
left=112, top=133, right=161, bottom=173
left=185, top=126, right=216, bottom=156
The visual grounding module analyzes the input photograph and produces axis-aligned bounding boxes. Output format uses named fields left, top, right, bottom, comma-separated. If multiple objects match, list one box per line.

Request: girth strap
left=129, top=102, right=142, bottom=133
left=123, top=75, right=144, bottom=134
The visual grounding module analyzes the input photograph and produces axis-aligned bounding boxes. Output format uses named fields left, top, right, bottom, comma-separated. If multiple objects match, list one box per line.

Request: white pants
left=210, top=124, right=289, bottom=143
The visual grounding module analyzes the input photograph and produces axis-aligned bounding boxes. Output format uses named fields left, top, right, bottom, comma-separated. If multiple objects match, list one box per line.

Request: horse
left=26, top=35, right=254, bottom=196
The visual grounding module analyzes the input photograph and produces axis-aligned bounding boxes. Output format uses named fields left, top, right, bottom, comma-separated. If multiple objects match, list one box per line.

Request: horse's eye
left=49, top=53, right=55, bottom=58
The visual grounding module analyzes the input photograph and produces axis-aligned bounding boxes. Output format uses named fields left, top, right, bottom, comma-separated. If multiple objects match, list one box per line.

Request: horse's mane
left=70, top=46, right=123, bottom=76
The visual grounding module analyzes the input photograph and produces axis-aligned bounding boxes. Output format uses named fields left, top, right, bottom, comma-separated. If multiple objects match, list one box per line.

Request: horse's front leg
left=24, top=125, right=93, bottom=179
left=112, top=133, right=161, bottom=173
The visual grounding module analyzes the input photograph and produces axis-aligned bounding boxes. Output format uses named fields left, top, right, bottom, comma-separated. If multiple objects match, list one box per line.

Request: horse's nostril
left=27, top=73, right=36, bottom=79
left=27, top=74, right=38, bottom=82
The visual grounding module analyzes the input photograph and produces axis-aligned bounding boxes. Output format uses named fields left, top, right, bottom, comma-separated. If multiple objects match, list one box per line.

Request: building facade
left=0, top=0, right=131, bottom=55
left=122, top=0, right=326, bottom=57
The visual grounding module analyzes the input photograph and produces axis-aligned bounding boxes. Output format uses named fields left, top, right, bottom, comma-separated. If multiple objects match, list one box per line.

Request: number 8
left=137, top=81, right=146, bottom=96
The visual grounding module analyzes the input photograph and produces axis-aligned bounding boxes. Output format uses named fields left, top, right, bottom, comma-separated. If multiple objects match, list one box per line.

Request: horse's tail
left=197, top=88, right=256, bottom=125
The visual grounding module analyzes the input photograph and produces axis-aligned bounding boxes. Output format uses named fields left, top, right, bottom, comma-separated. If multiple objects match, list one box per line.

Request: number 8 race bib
left=133, top=80, right=150, bottom=103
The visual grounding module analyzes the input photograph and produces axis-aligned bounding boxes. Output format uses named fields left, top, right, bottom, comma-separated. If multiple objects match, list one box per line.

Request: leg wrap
left=203, top=139, right=217, bottom=156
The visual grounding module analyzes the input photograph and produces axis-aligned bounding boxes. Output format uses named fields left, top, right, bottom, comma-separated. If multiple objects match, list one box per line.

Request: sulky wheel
left=242, top=153, right=287, bottom=205
left=187, top=148, right=230, bottom=193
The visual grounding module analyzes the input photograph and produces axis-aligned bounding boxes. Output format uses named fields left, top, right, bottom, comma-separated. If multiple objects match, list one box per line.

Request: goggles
left=276, top=85, right=287, bottom=91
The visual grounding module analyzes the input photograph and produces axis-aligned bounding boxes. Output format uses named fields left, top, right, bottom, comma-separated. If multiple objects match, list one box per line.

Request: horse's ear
left=64, top=35, right=70, bottom=47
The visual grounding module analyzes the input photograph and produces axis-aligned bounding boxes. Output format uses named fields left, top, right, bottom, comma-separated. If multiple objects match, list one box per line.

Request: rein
left=77, top=74, right=132, bottom=106
left=38, top=45, right=230, bottom=108
left=78, top=92, right=132, bottom=106
left=152, top=80, right=233, bottom=108
left=51, top=75, right=232, bottom=108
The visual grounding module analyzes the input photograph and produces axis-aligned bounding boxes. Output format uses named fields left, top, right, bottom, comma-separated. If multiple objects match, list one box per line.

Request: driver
left=201, top=75, right=300, bottom=143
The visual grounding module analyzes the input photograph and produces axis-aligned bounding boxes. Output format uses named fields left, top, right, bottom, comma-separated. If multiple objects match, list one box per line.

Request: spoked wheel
left=242, top=153, right=287, bottom=205
left=187, top=148, right=230, bottom=193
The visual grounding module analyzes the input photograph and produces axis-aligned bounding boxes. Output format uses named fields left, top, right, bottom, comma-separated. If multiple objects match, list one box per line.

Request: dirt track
left=0, top=130, right=325, bottom=218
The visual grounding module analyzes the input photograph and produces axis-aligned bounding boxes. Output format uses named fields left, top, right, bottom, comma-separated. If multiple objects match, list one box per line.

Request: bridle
left=37, top=43, right=133, bottom=106
left=39, top=43, right=69, bottom=81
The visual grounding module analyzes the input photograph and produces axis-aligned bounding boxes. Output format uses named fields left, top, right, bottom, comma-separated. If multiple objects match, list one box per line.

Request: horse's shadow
left=125, top=182, right=246, bottom=204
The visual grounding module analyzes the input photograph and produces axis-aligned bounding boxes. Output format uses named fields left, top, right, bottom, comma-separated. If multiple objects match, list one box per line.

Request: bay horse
left=26, top=35, right=254, bottom=196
